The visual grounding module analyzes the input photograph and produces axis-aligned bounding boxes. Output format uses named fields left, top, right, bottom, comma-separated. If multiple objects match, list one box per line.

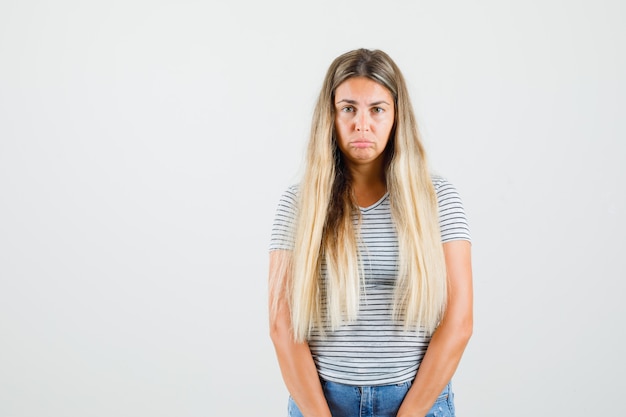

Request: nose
left=355, top=111, right=370, bottom=132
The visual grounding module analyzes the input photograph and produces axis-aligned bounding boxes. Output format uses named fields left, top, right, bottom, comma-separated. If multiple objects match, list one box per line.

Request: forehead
left=334, top=76, right=393, bottom=102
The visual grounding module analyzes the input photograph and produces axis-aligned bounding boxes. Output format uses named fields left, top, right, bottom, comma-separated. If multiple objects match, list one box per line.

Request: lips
left=351, top=140, right=373, bottom=148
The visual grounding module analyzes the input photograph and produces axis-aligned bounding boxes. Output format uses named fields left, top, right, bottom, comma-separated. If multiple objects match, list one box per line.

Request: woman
left=269, top=48, right=472, bottom=417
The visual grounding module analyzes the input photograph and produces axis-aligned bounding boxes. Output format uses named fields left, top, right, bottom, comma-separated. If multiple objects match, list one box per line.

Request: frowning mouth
left=351, top=140, right=373, bottom=148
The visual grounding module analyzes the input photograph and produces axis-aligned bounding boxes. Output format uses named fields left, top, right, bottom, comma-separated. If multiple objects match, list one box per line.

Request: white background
left=1, top=1, right=624, bottom=416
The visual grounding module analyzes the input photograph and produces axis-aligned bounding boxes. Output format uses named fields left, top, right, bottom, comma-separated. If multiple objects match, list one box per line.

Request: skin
left=269, top=250, right=332, bottom=417
left=334, top=76, right=395, bottom=206
left=269, top=76, right=473, bottom=417
left=396, top=239, right=473, bottom=417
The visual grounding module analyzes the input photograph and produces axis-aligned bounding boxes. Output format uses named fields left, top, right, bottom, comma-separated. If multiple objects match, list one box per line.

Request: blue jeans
left=287, top=379, right=455, bottom=417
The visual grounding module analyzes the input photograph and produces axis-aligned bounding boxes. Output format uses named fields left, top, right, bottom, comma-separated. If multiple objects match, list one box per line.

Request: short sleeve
left=269, top=185, right=299, bottom=251
left=433, top=176, right=471, bottom=243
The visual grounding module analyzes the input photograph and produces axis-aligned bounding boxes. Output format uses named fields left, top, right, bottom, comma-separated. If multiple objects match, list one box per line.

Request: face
left=334, top=76, right=395, bottom=170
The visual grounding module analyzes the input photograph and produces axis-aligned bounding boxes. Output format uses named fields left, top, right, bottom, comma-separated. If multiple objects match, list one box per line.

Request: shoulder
left=429, top=173, right=465, bottom=207
left=270, top=184, right=300, bottom=250
left=273, top=183, right=300, bottom=217
left=430, top=174, right=456, bottom=195
left=277, top=184, right=299, bottom=206
left=431, top=174, right=463, bottom=205
left=430, top=174, right=471, bottom=242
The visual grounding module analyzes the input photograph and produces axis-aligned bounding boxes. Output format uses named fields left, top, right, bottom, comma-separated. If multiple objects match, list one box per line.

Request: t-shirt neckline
left=359, top=192, right=389, bottom=212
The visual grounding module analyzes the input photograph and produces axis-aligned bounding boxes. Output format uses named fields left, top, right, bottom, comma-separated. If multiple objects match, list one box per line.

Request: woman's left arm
left=396, top=240, right=473, bottom=417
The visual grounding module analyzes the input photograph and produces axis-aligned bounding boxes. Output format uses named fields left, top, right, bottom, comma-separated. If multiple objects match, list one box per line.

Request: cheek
left=334, top=121, right=348, bottom=142
left=378, top=119, right=393, bottom=137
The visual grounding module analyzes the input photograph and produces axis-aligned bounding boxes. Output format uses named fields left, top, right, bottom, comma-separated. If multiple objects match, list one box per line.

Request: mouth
left=351, top=140, right=373, bottom=148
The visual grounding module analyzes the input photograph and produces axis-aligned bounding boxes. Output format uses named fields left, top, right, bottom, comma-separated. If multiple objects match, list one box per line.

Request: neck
left=346, top=161, right=387, bottom=207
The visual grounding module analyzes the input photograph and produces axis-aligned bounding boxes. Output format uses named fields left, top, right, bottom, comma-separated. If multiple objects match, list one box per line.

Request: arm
left=396, top=240, right=473, bottom=417
left=268, top=250, right=332, bottom=417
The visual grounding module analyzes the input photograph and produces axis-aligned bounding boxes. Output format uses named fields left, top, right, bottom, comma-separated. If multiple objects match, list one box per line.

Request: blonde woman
left=269, top=48, right=472, bottom=417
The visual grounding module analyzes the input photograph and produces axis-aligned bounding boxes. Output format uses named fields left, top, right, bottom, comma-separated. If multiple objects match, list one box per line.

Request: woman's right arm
left=268, top=250, right=332, bottom=417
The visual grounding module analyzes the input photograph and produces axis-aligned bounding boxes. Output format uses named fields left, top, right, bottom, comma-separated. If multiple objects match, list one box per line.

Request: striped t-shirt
left=269, top=176, right=471, bottom=386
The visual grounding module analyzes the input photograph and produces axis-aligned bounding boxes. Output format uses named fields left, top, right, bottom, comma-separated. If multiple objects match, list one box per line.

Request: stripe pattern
left=269, top=176, right=470, bottom=385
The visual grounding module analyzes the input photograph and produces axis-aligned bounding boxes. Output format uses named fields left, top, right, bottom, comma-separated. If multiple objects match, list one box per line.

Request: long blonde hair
left=287, top=49, right=446, bottom=342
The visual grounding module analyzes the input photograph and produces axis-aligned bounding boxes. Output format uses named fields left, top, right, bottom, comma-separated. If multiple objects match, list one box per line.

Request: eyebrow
left=336, top=99, right=391, bottom=106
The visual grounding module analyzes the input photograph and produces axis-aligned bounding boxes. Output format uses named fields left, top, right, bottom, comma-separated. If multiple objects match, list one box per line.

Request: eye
left=341, top=106, right=355, bottom=113
left=372, top=107, right=384, bottom=114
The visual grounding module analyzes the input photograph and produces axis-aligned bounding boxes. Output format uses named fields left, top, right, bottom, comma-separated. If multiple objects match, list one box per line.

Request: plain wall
left=1, top=1, right=624, bottom=416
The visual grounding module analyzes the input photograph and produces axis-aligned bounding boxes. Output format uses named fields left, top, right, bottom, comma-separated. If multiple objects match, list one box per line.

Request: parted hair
left=275, top=48, right=447, bottom=342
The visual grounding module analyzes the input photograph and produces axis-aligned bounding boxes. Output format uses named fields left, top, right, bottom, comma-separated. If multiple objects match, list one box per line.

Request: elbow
left=440, top=313, right=473, bottom=346
left=461, top=319, right=473, bottom=344
left=457, top=312, right=473, bottom=345
left=269, top=321, right=282, bottom=346
left=269, top=314, right=293, bottom=349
